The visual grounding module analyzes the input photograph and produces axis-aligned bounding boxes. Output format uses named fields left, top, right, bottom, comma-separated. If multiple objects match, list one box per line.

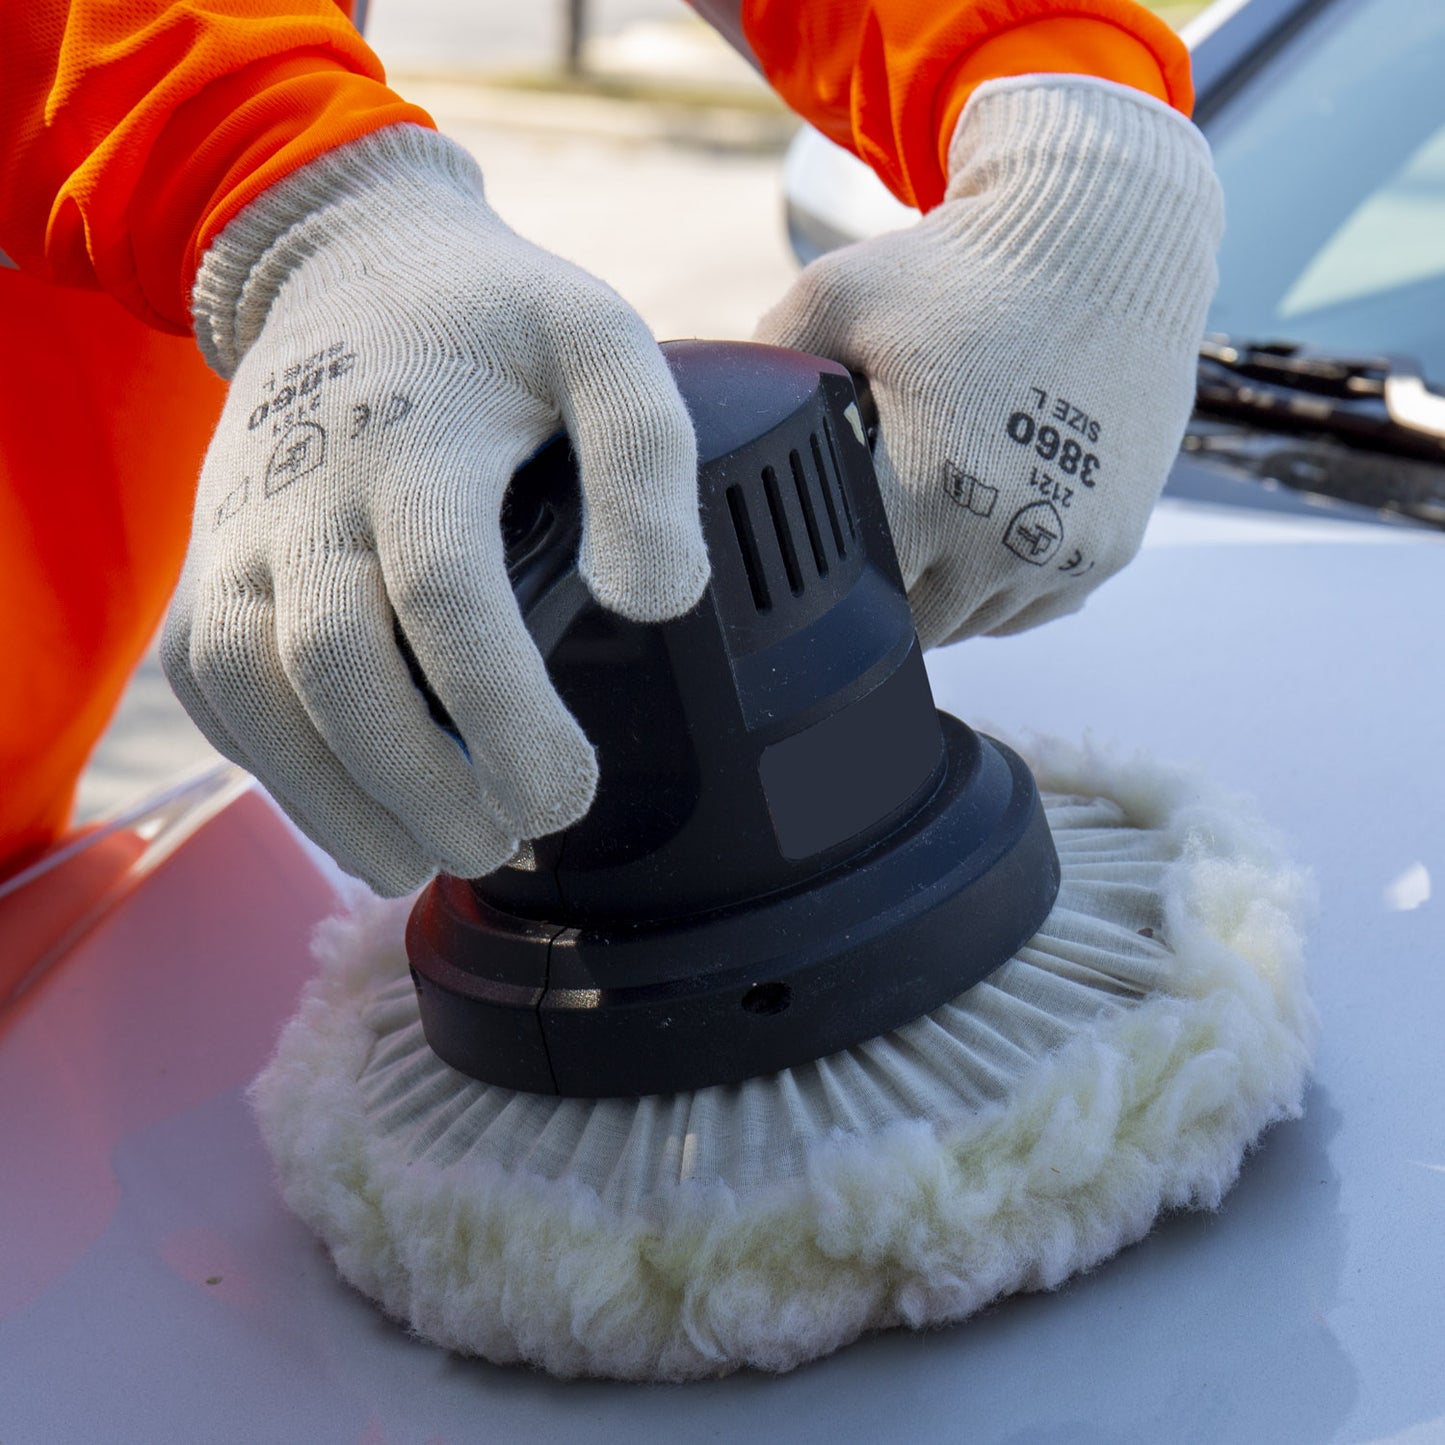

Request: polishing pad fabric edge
left=250, top=735, right=1314, bottom=1381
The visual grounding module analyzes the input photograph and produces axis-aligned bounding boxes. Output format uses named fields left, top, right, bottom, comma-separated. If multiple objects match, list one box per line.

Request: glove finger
left=274, top=547, right=519, bottom=879
left=985, top=589, right=1087, bottom=638
left=160, top=582, right=259, bottom=773
left=754, top=249, right=874, bottom=368
left=375, top=448, right=599, bottom=841
left=905, top=551, right=1023, bottom=649
left=545, top=291, right=709, bottom=622
left=189, top=579, right=432, bottom=895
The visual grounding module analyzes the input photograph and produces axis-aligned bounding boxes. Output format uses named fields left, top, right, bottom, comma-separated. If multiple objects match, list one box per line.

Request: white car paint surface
left=2, top=502, right=1440, bottom=1444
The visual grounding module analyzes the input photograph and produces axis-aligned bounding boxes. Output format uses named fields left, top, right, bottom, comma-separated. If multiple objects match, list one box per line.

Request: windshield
left=1202, top=0, right=1445, bottom=383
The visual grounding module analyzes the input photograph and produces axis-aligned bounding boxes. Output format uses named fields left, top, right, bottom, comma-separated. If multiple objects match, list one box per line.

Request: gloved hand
left=166, top=125, right=708, bottom=896
left=757, top=76, right=1223, bottom=647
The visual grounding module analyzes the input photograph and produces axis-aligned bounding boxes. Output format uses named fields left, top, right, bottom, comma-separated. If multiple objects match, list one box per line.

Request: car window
left=1204, top=0, right=1445, bottom=381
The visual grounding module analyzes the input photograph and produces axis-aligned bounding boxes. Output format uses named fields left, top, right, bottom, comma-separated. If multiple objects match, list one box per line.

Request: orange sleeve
left=0, top=2, right=435, bottom=334
left=740, top=0, right=1193, bottom=212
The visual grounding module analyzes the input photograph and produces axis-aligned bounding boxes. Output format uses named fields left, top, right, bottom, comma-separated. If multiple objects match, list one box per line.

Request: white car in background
left=2, top=0, right=1441, bottom=1439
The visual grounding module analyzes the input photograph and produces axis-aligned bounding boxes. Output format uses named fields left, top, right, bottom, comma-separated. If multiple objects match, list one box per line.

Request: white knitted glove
left=757, top=77, right=1223, bottom=646
left=166, top=125, right=708, bottom=895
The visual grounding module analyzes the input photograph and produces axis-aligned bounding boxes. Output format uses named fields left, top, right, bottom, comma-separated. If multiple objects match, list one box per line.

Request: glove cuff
left=191, top=124, right=487, bottom=379
left=944, top=76, right=1223, bottom=342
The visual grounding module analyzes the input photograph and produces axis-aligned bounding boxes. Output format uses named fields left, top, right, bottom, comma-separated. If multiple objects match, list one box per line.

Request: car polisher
left=404, top=341, right=1061, bottom=1097
left=257, top=340, right=1312, bottom=1382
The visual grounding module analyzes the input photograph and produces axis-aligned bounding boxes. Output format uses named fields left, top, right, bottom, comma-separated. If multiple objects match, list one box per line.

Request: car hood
left=1, top=503, right=1441, bottom=1444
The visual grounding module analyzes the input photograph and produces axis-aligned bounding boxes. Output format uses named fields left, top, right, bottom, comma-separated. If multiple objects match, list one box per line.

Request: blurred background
left=76, top=0, right=1204, bottom=825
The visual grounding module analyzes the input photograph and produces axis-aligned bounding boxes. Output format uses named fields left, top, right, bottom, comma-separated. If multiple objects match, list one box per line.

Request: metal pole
left=565, top=0, right=586, bottom=76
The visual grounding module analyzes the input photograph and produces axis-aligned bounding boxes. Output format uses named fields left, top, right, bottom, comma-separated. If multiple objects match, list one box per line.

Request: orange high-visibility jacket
left=0, top=1, right=1189, bottom=874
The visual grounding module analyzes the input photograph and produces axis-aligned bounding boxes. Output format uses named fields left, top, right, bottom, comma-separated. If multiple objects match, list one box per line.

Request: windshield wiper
left=1196, top=336, right=1445, bottom=462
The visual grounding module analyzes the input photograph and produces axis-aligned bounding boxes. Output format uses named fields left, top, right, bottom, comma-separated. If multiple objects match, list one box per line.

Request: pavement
left=363, top=0, right=681, bottom=77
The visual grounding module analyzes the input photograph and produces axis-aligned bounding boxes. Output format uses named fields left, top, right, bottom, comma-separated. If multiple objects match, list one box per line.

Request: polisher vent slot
left=811, top=433, right=848, bottom=558
left=726, top=420, right=861, bottom=616
left=819, top=419, right=857, bottom=544
left=789, top=449, right=829, bottom=578
left=763, top=466, right=805, bottom=596
left=726, top=484, right=771, bottom=612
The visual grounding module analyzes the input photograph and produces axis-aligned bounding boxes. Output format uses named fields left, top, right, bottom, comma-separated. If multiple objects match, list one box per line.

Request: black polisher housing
left=405, top=341, right=1060, bottom=1098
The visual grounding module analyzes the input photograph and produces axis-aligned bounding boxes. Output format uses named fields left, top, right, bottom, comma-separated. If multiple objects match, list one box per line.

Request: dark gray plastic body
left=405, top=342, right=1060, bottom=1096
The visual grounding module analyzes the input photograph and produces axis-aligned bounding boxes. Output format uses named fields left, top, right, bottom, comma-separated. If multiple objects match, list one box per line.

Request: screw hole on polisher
left=741, top=981, right=791, bottom=1015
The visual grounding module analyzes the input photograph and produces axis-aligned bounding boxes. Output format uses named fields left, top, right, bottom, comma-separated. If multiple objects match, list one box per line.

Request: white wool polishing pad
left=251, top=737, right=1314, bottom=1380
